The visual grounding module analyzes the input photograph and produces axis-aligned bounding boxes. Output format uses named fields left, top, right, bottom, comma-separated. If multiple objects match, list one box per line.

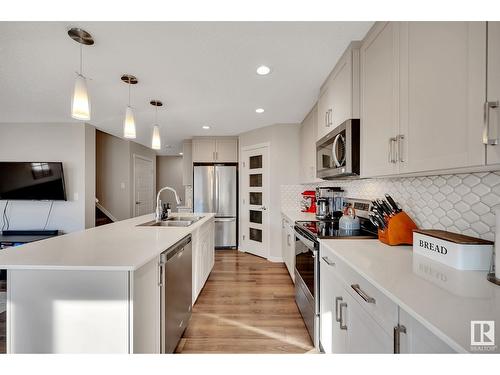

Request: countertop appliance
left=301, top=190, right=316, bottom=213
left=294, top=198, right=377, bottom=349
left=0, top=162, right=67, bottom=200
left=194, top=164, right=237, bottom=249
left=316, top=119, right=360, bottom=179
left=160, top=234, right=192, bottom=353
left=315, top=187, right=344, bottom=220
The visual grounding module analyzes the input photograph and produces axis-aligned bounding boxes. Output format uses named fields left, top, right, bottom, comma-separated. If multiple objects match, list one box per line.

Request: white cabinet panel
left=215, top=138, right=238, bottom=162
left=300, top=104, right=322, bottom=183
left=399, top=308, right=455, bottom=353
left=399, top=22, right=486, bottom=173
left=343, top=289, right=393, bottom=353
left=317, top=42, right=361, bottom=141
left=360, top=22, right=400, bottom=177
left=9, top=270, right=130, bottom=353
left=193, top=138, right=216, bottom=162
left=192, top=138, right=238, bottom=162
left=487, top=21, right=500, bottom=165
left=281, top=216, right=295, bottom=282
left=182, top=140, right=193, bottom=186
left=192, top=218, right=215, bottom=304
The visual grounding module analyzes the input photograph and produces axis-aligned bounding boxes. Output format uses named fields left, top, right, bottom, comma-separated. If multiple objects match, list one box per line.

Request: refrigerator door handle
left=215, top=217, right=236, bottom=222
left=216, top=169, right=220, bottom=214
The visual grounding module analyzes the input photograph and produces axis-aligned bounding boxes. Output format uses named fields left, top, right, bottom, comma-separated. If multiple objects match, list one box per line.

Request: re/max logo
left=419, top=239, right=448, bottom=255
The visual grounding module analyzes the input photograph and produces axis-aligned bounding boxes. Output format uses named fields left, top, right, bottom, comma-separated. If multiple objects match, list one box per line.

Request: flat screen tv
left=0, top=162, right=67, bottom=201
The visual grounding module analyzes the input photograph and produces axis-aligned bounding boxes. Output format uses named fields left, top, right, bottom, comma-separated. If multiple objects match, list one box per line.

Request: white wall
left=239, top=123, right=301, bottom=261
left=156, top=156, right=185, bottom=211
left=0, top=123, right=95, bottom=234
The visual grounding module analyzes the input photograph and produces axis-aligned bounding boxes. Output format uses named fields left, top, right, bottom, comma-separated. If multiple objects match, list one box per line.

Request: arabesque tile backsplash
left=281, top=172, right=500, bottom=241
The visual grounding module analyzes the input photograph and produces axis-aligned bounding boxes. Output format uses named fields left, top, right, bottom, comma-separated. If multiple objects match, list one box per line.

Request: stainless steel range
left=293, top=198, right=377, bottom=349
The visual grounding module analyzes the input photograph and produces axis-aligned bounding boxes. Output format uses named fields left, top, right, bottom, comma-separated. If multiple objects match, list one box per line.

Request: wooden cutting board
left=413, top=229, right=493, bottom=245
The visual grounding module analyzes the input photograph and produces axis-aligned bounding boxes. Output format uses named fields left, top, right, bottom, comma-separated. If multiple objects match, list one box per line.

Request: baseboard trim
left=267, top=256, right=284, bottom=263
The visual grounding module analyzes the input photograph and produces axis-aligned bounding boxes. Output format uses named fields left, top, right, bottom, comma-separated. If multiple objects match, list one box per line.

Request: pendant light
left=68, top=28, right=94, bottom=121
left=121, top=74, right=138, bottom=139
left=150, top=100, right=163, bottom=150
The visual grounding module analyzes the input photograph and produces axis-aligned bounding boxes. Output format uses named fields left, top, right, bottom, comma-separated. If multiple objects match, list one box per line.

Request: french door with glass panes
left=241, top=144, right=269, bottom=258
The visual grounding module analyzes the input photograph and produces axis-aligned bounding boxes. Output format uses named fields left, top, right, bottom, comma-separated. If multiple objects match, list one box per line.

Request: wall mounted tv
left=0, top=162, right=67, bottom=201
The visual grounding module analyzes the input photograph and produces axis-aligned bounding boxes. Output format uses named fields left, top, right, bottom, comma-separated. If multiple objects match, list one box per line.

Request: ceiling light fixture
left=68, top=28, right=94, bottom=121
left=255, top=108, right=265, bottom=114
left=121, top=74, right=138, bottom=139
left=179, top=152, right=184, bottom=156
left=202, top=125, right=211, bottom=130
left=256, top=65, right=271, bottom=75
left=150, top=100, right=163, bottom=150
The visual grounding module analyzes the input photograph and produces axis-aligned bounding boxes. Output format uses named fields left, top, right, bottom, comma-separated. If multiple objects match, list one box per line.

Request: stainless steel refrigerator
left=193, top=165, right=237, bottom=249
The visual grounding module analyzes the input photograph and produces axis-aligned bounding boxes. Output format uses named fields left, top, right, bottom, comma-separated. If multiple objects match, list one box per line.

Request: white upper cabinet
left=300, top=104, right=322, bottom=183
left=361, top=21, right=489, bottom=178
left=317, top=42, right=361, bottom=141
left=360, top=22, right=400, bottom=177
left=487, top=22, right=500, bottom=165
left=182, top=140, right=193, bottom=186
left=398, top=22, right=486, bottom=174
left=192, top=138, right=238, bottom=163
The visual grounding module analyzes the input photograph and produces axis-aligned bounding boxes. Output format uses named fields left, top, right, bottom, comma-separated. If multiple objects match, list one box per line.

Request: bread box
left=413, top=229, right=493, bottom=271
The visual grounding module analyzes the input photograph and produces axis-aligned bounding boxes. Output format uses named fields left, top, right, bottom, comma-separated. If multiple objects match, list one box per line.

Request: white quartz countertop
left=0, top=213, right=215, bottom=271
left=320, top=239, right=500, bottom=353
left=281, top=210, right=316, bottom=223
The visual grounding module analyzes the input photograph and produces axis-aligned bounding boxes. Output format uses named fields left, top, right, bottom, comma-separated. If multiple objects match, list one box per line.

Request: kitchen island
left=0, top=212, right=215, bottom=353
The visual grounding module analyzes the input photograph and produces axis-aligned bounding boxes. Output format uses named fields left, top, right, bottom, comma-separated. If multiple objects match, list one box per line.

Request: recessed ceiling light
left=179, top=152, right=183, bottom=156
left=255, top=108, right=265, bottom=114
left=202, top=125, right=211, bottom=130
left=256, top=65, right=271, bottom=75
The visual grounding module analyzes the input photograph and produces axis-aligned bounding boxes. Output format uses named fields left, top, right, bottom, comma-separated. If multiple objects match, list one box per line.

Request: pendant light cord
left=79, top=43, right=83, bottom=75
left=128, top=83, right=131, bottom=106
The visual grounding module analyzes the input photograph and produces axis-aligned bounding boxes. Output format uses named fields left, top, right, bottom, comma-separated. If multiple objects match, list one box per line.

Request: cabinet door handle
left=393, top=324, right=407, bottom=354
left=339, top=302, right=347, bottom=330
left=325, top=111, right=328, bottom=127
left=351, top=284, right=376, bottom=304
left=484, top=100, right=499, bottom=145
left=158, top=262, right=165, bottom=287
left=287, top=234, right=291, bottom=246
left=398, top=134, right=405, bottom=162
left=335, top=296, right=343, bottom=322
left=322, top=256, right=335, bottom=267
left=388, top=137, right=397, bottom=164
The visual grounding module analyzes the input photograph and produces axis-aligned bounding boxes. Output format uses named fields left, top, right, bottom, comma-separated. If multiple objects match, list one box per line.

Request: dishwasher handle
left=162, top=235, right=192, bottom=262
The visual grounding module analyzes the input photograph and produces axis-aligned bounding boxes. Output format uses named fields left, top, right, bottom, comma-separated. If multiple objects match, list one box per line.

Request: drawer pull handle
left=393, top=324, right=407, bottom=354
left=339, top=302, right=347, bottom=330
left=351, top=284, right=376, bottom=304
left=335, top=296, right=343, bottom=322
left=322, top=256, right=335, bottom=267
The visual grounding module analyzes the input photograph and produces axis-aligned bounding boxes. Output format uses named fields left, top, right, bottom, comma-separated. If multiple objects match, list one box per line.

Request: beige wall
left=239, top=123, right=301, bottom=261
left=0, top=123, right=95, bottom=234
left=156, top=156, right=185, bottom=211
left=96, top=130, right=157, bottom=221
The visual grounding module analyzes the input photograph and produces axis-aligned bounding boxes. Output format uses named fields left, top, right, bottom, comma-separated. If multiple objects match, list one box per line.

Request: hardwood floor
left=176, top=250, right=315, bottom=354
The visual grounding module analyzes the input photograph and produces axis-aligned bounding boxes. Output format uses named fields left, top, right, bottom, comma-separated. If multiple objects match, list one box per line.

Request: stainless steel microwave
left=316, top=119, right=360, bottom=179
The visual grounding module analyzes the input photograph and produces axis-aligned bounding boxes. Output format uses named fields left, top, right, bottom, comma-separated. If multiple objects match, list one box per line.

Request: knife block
left=378, top=211, right=418, bottom=246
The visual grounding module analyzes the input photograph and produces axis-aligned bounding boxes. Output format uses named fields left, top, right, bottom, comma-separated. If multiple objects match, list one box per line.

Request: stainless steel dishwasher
left=159, top=234, right=192, bottom=353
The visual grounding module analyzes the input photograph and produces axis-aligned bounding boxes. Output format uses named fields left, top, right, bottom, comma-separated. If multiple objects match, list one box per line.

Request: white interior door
left=133, top=155, right=154, bottom=217
left=241, top=144, right=269, bottom=258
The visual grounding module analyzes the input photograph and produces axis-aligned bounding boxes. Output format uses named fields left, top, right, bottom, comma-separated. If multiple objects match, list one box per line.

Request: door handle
left=351, top=284, right=376, bottom=304
left=484, top=100, right=499, bottom=145
left=393, top=324, right=407, bottom=354
left=135, top=201, right=141, bottom=205
left=261, top=206, right=267, bottom=211
left=388, top=137, right=397, bottom=163
left=335, top=296, right=343, bottom=322
left=397, top=134, right=405, bottom=162
left=339, top=302, right=347, bottom=330
left=287, top=234, right=291, bottom=246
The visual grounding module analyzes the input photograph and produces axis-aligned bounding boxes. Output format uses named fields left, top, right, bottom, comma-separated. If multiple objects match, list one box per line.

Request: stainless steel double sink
left=138, top=215, right=204, bottom=228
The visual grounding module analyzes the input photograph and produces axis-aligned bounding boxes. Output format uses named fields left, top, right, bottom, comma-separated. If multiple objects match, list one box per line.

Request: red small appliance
left=301, top=190, right=316, bottom=213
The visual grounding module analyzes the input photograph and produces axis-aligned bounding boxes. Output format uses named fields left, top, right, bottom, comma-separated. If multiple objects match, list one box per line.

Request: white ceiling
left=0, top=22, right=373, bottom=155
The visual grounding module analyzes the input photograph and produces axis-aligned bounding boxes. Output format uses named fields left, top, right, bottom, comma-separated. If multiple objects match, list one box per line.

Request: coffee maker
left=301, top=190, right=316, bottom=213
left=315, top=187, right=344, bottom=220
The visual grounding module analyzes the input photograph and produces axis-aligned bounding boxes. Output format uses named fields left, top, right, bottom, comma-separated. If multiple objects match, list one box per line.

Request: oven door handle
left=294, top=230, right=316, bottom=251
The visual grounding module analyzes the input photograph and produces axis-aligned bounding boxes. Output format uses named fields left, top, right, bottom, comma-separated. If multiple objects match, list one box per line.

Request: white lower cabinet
left=398, top=308, right=455, bottom=354
left=192, top=217, right=215, bottom=304
left=319, top=243, right=456, bottom=354
left=281, top=215, right=295, bottom=282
